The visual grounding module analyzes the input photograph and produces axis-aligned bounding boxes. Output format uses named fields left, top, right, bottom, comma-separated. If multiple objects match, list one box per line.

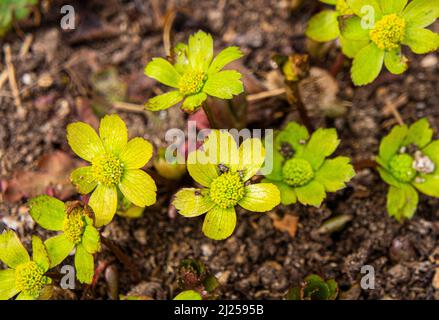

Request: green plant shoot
left=0, top=0, right=37, bottom=37
left=0, top=231, right=52, bottom=300
left=376, top=118, right=438, bottom=221
left=341, top=0, right=439, bottom=85
left=285, top=274, right=338, bottom=300
left=173, top=130, right=280, bottom=240
left=28, top=196, right=101, bottom=284
left=144, top=30, right=244, bottom=113
left=67, top=114, right=157, bottom=227
left=173, top=290, right=203, bottom=300
left=263, top=122, right=355, bottom=207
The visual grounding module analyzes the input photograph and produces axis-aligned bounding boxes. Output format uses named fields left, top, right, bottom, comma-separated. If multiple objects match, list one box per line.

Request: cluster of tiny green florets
left=336, top=0, right=353, bottom=15
left=370, top=14, right=406, bottom=50
left=209, top=172, right=245, bottom=208
left=91, top=153, right=124, bottom=185
left=179, top=71, right=206, bottom=96
left=282, top=158, right=314, bottom=187
left=389, top=153, right=416, bottom=182
left=15, top=261, right=46, bottom=298
left=63, top=208, right=86, bottom=244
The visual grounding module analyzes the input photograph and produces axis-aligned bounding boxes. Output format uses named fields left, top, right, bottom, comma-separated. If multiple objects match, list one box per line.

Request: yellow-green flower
left=173, top=130, right=280, bottom=240
left=263, top=122, right=355, bottom=207
left=377, top=118, right=439, bottom=221
left=0, top=231, right=52, bottom=300
left=28, top=196, right=101, bottom=284
left=144, top=30, right=244, bottom=113
left=67, top=114, right=157, bottom=227
left=341, top=0, right=439, bottom=85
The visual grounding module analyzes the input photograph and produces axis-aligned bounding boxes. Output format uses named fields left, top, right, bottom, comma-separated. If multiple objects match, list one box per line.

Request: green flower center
left=336, top=0, right=353, bottom=15
left=370, top=14, right=406, bottom=50
left=209, top=172, right=245, bottom=209
left=15, top=261, right=46, bottom=298
left=91, top=153, right=124, bottom=185
left=389, top=154, right=416, bottom=182
left=282, top=158, right=314, bottom=187
left=63, top=208, right=86, bottom=244
left=179, top=70, right=206, bottom=96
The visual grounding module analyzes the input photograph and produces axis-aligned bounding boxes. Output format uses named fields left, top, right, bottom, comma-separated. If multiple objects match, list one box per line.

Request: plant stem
left=286, top=81, right=314, bottom=133
left=202, top=102, right=219, bottom=129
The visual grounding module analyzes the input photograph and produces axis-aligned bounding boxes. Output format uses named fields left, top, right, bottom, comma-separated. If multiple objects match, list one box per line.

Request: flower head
left=377, top=118, right=439, bottom=221
left=342, top=0, right=439, bottom=85
left=263, top=122, right=355, bottom=207
left=172, top=130, right=280, bottom=240
left=0, top=231, right=52, bottom=300
left=144, top=30, right=244, bottom=113
left=28, top=196, right=101, bottom=284
left=67, top=114, right=157, bottom=227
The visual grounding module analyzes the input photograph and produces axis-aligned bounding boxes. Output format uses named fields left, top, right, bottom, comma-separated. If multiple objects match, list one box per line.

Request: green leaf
left=262, top=179, right=297, bottom=205
left=202, top=206, right=236, bottom=240
left=403, top=27, right=439, bottom=54
left=0, top=230, right=30, bottom=268
left=188, top=31, right=214, bottom=72
left=32, top=236, right=50, bottom=272
left=173, top=188, right=216, bottom=217
left=326, top=279, right=339, bottom=300
left=144, top=58, right=181, bottom=88
left=340, top=35, right=370, bottom=58
left=44, top=234, right=75, bottom=268
left=145, top=90, right=183, bottom=111
left=315, top=157, right=355, bottom=192
left=89, top=184, right=118, bottom=227
left=66, top=122, right=105, bottom=162
left=305, top=10, right=340, bottom=42
left=402, top=0, right=439, bottom=28
left=81, top=225, right=101, bottom=254
left=303, top=274, right=330, bottom=300
left=75, top=244, right=94, bottom=284
left=384, top=49, right=408, bottom=75
left=99, top=114, right=127, bottom=155
left=320, top=0, right=337, bottom=4
left=347, top=0, right=382, bottom=19
left=70, top=166, right=97, bottom=194
left=295, top=180, right=326, bottom=207
left=203, top=70, right=243, bottom=99
left=413, top=173, right=439, bottom=197
left=378, top=124, right=408, bottom=163
left=208, top=46, right=243, bottom=74
left=238, top=183, right=281, bottom=212
left=238, top=138, right=266, bottom=181
left=275, top=122, right=309, bottom=153
left=119, top=137, right=153, bottom=169
left=173, top=290, right=202, bottom=300
left=351, top=43, right=384, bottom=86
left=301, top=128, right=340, bottom=170
left=377, top=0, right=408, bottom=14
left=119, top=169, right=157, bottom=207
left=181, top=92, right=207, bottom=112
left=403, top=118, right=433, bottom=148
left=0, top=269, right=18, bottom=300
left=387, top=184, right=418, bottom=221
left=339, top=16, right=370, bottom=40
left=28, top=195, right=66, bottom=231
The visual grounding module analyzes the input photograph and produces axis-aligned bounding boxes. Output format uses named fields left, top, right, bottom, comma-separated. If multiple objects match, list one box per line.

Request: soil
left=0, top=0, right=438, bottom=300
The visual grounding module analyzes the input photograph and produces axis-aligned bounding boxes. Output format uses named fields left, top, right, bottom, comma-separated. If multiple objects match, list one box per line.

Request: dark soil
left=0, top=0, right=438, bottom=300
